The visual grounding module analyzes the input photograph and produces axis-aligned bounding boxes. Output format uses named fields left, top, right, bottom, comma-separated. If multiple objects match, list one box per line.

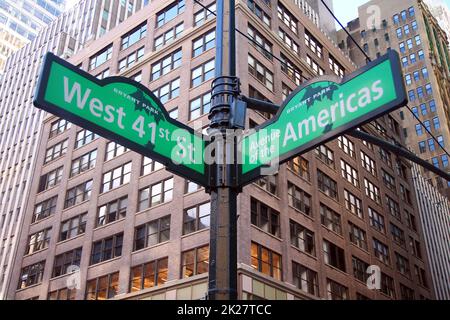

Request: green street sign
left=34, top=53, right=208, bottom=187
left=240, top=50, right=407, bottom=185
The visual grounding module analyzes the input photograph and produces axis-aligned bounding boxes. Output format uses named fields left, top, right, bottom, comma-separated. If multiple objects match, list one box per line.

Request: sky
left=333, top=0, right=450, bottom=27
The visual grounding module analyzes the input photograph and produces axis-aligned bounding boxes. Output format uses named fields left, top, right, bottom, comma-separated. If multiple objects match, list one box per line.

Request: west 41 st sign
left=34, top=51, right=406, bottom=187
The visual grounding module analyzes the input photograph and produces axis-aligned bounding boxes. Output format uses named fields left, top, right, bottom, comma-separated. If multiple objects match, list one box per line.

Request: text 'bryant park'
left=1, top=0, right=450, bottom=309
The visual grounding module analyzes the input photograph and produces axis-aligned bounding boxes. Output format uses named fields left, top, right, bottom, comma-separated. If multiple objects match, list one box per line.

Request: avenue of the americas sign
left=34, top=53, right=208, bottom=187
left=240, top=50, right=407, bottom=184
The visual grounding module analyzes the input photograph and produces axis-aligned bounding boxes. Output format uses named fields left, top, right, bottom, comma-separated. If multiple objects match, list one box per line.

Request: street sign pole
left=207, top=0, right=238, bottom=300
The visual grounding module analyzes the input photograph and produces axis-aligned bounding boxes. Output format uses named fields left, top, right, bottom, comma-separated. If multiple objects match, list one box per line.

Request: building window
left=97, top=196, right=128, bottom=227
left=381, top=273, right=396, bottom=298
left=369, top=207, right=385, bottom=234
left=96, top=68, right=110, bottom=80
left=290, top=220, right=315, bottom=256
left=304, top=30, right=323, bottom=58
left=400, top=184, right=412, bottom=204
left=130, top=258, right=168, bottom=292
left=395, top=252, right=410, bottom=277
left=393, top=14, right=399, bottom=24
left=156, top=0, right=185, bottom=28
left=38, top=166, right=63, bottom=193
left=138, top=177, right=174, bottom=211
left=417, top=49, right=425, bottom=61
left=121, top=22, right=147, bottom=49
left=386, top=196, right=401, bottom=220
left=323, top=240, right=346, bottom=272
left=44, top=139, right=68, bottom=164
left=141, top=157, right=164, bottom=176
left=317, top=170, right=338, bottom=200
left=417, top=86, right=424, bottom=98
left=52, top=247, right=82, bottom=278
left=373, top=238, right=390, bottom=264
left=118, top=47, right=144, bottom=72
left=64, top=179, right=93, bottom=209
left=352, top=256, right=369, bottom=282
left=338, top=136, right=355, bottom=158
left=59, top=213, right=87, bottom=241
left=70, top=149, right=97, bottom=177
left=382, top=170, right=396, bottom=192
left=193, top=29, right=216, bottom=57
left=248, top=54, right=274, bottom=91
left=360, top=151, right=376, bottom=176
left=49, top=118, right=71, bottom=139
left=400, top=284, right=415, bottom=300
left=134, top=216, right=171, bottom=251
left=329, top=55, right=345, bottom=77
left=247, top=0, right=271, bottom=27
left=419, top=141, right=426, bottom=153
left=364, top=179, right=381, bottom=204
left=306, top=55, right=325, bottom=75
left=194, top=2, right=216, bottom=27
left=326, top=279, right=348, bottom=300
left=248, top=24, right=272, bottom=60
left=105, top=141, right=128, bottom=161
left=288, top=182, right=311, bottom=216
left=441, top=155, right=449, bottom=168
left=183, top=202, right=211, bottom=235
left=292, top=262, right=319, bottom=297
left=33, top=196, right=58, bottom=223
left=414, top=266, right=428, bottom=288
left=415, top=124, right=423, bottom=136
left=405, top=74, right=412, bottom=85
left=278, top=28, right=299, bottom=53
left=280, top=53, right=302, bottom=85
left=415, top=35, right=421, bottom=46
left=251, top=242, right=282, bottom=280
left=189, top=91, right=212, bottom=120
left=26, top=227, right=52, bottom=255
left=282, top=83, right=292, bottom=101
left=315, top=145, right=334, bottom=167
left=255, top=175, right=278, bottom=195
left=75, top=130, right=99, bottom=149
left=90, top=233, right=123, bottom=265
left=320, top=204, right=342, bottom=235
left=251, top=198, right=280, bottom=237
left=191, top=59, right=215, bottom=87
left=401, top=56, right=408, bottom=67
left=154, top=23, right=184, bottom=50
left=344, top=190, right=363, bottom=219
left=181, top=245, right=209, bottom=278
left=101, top=162, right=132, bottom=193
left=151, top=48, right=182, bottom=81
left=437, top=135, right=445, bottom=148
left=169, top=108, right=179, bottom=119
left=85, top=272, right=119, bottom=300
left=18, top=261, right=45, bottom=289
left=349, top=222, right=368, bottom=251
left=153, top=77, right=181, bottom=103
left=340, top=160, right=359, bottom=188
left=185, top=180, right=201, bottom=194
left=287, top=156, right=310, bottom=181
left=89, top=45, right=112, bottom=70
left=48, top=288, right=76, bottom=300
left=277, top=3, right=297, bottom=33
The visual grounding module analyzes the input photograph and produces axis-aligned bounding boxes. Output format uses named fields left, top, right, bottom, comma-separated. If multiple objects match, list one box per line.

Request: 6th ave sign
left=240, top=50, right=407, bottom=185
left=34, top=53, right=208, bottom=187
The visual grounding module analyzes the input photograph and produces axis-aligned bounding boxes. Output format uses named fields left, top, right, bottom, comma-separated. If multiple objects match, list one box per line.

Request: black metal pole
left=207, top=0, right=238, bottom=300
